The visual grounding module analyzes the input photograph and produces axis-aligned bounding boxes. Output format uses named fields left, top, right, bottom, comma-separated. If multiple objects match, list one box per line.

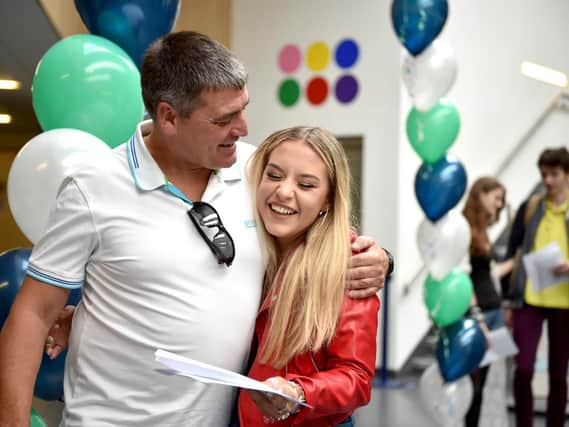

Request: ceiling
left=0, top=0, right=60, bottom=141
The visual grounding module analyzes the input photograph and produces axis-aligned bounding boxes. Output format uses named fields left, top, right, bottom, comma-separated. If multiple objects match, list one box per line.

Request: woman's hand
left=247, top=376, right=303, bottom=422
left=45, top=305, right=75, bottom=359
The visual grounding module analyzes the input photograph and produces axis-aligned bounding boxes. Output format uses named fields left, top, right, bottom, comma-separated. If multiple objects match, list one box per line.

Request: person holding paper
left=461, top=176, right=514, bottom=427
left=236, top=127, right=380, bottom=427
left=506, top=146, right=569, bottom=427
left=0, top=32, right=389, bottom=427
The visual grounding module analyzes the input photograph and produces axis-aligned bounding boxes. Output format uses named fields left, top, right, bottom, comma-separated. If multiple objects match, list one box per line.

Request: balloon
left=415, top=154, right=467, bottom=221
left=417, top=210, right=471, bottom=280
left=34, top=350, right=67, bottom=401
left=0, top=248, right=32, bottom=328
left=424, top=269, right=473, bottom=326
left=402, top=40, right=457, bottom=111
left=74, top=0, right=180, bottom=68
left=32, top=34, right=144, bottom=148
left=391, top=0, right=448, bottom=56
left=0, top=247, right=82, bottom=330
left=419, top=362, right=473, bottom=426
left=436, top=318, right=486, bottom=382
left=31, top=408, right=48, bottom=427
left=406, top=100, right=461, bottom=164
left=7, top=129, right=111, bottom=243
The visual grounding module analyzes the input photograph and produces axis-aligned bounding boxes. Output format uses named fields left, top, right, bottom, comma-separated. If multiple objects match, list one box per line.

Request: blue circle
left=335, top=39, right=359, bottom=69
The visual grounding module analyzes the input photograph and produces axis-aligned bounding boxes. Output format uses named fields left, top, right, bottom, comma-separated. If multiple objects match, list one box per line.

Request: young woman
left=238, top=126, right=380, bottom=426
left=461, top=176, right=513, bottom=427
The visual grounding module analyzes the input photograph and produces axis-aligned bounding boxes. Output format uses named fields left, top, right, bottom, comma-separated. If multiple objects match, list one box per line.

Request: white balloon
left=7, top=129, right=112, bottom=243
left=419, top=362, right=473, bottom=426
left=402, top=39, right=458, bottom=111
left=417, top=210, right=471, bottom=280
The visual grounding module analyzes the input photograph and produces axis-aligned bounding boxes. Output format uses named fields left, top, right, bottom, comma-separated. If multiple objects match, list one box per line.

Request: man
left=0, top=32, right=389, bottom=426
left=506, top=146, right=569, bottom=427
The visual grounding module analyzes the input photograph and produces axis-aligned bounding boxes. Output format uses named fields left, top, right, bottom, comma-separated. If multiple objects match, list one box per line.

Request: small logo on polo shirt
left=244, top=219, right=256, bottom=228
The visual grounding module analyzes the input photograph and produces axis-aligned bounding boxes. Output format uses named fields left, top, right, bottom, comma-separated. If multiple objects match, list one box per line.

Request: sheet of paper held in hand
left=522, top=242, right=566, bottom=292
left=479, top=327, right=518, bottom=367
left=154, top=349, right=312, bottom=408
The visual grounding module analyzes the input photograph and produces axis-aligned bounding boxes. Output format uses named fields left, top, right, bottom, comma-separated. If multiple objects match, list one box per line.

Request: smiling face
left=171, top=87, right=249, bottom=170
left=256, top=140, right=330, bottom=252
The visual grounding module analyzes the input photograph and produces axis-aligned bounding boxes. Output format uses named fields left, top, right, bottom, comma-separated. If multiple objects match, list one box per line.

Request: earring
left=318, top=210, right=327, bottom=217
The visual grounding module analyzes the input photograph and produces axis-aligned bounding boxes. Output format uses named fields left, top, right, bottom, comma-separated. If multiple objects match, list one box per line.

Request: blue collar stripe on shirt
left=129, top=136, right=139, bottom=169
left=27, top=265, right=83, bottom=289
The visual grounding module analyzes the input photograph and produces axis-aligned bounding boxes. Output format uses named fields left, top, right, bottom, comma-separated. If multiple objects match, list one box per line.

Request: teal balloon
left=424, top=268, right=473, bottom=326
left=31, top=408, right=48, bottom=427
left=406, top=100, right=460, bottom=164
left=32, top=34, right=144, bottom=148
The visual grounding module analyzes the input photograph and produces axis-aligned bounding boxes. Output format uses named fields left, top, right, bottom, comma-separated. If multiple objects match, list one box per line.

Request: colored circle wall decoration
left=276, top=38, right=360, bottom=107
left=335, top=75, right=359, bottom=104
left=335, top=38, right=360, bottom=68
left=278, top=44, right=302, bottom=74
left=278, top=78, right=301, bottom=107
left=306, top=77, right=328, bottom=105
left=306, top=41, right=330, bottom=71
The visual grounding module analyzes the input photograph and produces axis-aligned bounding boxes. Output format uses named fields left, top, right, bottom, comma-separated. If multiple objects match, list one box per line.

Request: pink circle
left=278, top=44, right=302, bottom=74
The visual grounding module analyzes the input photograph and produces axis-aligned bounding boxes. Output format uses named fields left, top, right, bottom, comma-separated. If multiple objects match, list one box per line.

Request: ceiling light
left=0, top=114, right=12, bottom=124
left=521, top=61, right=568, bottom=88
left=0, top=79, right=21, bottom=90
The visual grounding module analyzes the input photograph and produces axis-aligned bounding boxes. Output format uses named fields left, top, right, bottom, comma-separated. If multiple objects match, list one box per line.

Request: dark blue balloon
left=74, top=0, right=181, bottom=68
left=436, top=318, right=486, bottom=382
left=0, top=248, right=83, bottom=330
left=0, top=248, right=32, bottom=328
left=34, top=350, right=67, bottom=401
left=415, top=154, right=467, bottom=221
left=391, top=0, right=448, bottom=56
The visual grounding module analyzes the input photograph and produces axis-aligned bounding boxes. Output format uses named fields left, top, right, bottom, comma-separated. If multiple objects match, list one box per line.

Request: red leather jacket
left=238, top=290, right=380, bottom=426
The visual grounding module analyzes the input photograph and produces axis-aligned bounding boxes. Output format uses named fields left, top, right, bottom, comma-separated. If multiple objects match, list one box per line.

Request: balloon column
left=4, top=0, right=179, bottom=403
left=391, top=0, right=483, bottom=423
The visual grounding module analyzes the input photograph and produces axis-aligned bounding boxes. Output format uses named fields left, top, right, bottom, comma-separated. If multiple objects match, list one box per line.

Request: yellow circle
left=306, top=42, right=330, bottom=71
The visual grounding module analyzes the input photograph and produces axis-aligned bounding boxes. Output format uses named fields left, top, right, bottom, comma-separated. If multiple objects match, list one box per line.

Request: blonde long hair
left=247, top=127, right=352, bottom=368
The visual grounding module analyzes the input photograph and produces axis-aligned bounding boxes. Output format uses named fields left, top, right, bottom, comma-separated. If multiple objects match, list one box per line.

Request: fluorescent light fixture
left=0, top=79, right=21, bottom=90
left=0, top=114, right=12, bottom=124
left=521, top=61, right=568, bottom=87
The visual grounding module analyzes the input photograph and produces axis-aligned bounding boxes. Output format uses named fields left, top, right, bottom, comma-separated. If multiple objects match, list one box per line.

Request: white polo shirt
left=28, top=121, right=264, bottom=426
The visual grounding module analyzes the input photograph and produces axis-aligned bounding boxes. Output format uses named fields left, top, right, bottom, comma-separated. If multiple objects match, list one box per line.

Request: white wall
left=233, top=0, right=569, bottom=370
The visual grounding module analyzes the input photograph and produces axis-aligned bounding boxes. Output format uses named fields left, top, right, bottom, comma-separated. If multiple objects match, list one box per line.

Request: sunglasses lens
left=188, top=202, right=235, bottom=266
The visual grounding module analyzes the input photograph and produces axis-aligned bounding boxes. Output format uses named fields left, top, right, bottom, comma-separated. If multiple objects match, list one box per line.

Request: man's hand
left=45, top=305, right=75, bottom=359
left=347, top=235, right=389, bottom=298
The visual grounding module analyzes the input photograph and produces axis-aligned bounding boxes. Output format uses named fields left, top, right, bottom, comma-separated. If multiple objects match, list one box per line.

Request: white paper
left=154, top=349, right=311, bottom=407
left=522, top=242, right=567, bottom=292
left=479, top=327, right=518, bottom=367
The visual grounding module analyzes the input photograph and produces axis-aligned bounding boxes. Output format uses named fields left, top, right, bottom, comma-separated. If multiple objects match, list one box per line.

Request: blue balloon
left=74, top=0, right=181, bottom=68
left=391, top=0, right=448, bottom=56
left=0, top=248, right=32, bottom=328
left=34, top=350, right=67, bottom=401
left=415, top=154, right=467, bottom=221
left=0, top=248, right=83, bottom=329
left=436, top=318, right=486, bottom=382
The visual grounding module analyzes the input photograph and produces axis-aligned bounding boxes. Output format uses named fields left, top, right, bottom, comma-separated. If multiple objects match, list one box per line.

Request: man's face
left=175, top=87, right=249, bottom=170
left=540, top=165, right=569, bottom=198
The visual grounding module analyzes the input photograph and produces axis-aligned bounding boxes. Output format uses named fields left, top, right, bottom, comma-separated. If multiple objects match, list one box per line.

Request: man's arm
left=348, top=235, right=391, bottom=298
left=0, top=277, right=70, bottom=426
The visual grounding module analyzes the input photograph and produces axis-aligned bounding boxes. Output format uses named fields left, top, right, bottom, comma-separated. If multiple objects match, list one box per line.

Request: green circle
left=278, top=79, right=300, bottom=107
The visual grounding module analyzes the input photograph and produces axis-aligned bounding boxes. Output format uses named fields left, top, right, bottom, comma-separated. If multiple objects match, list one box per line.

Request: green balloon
left=32, top=34, right=144, bottom=148
left=424, top=268, right=473, bottom=326
left=31, top=408, right=48, bottom=427
left=406, top=99, right=461, bottom=164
